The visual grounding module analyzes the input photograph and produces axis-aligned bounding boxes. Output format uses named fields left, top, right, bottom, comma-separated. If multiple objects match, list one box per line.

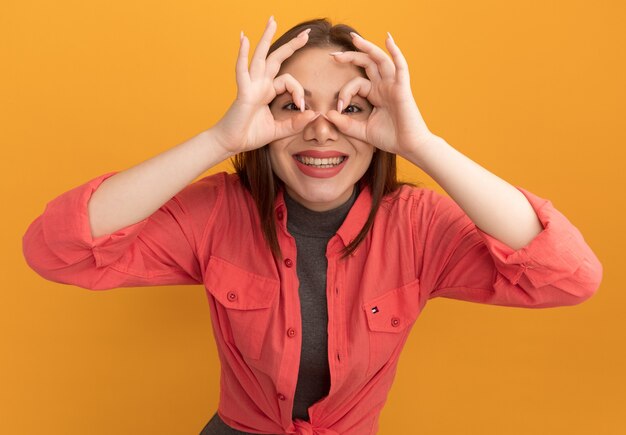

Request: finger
left=348, top=32, right=396, bottom=80
left=249, top=17, right=278, bottom=80
left=385, top=32, right=410, bottom=83
left=325, top=110, right=368, bottom=141
left=236, top=31, right=251, bottom=89
left=274, top=112, right=321, bottom=139
left=336, top=76, right=372, bottom=113
left=329, top=51, right=382, bottom=82
left=273, top=73, right=306, bottom=112
left=265, top=28, right=311, bottom=79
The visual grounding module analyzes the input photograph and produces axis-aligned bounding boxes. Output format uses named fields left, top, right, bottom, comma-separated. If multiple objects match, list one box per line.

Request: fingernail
left=268, top=15, right=274, bottom=24
left=300, top=97, right=305, bottom=113
left=350, top=32, right=362, bottom=39
left=387, top=31, right=394, bottom=42
left=329, top=51, right=343, bottom=56
left=297, top=28, right=311, bottom=38
left=337, top=99, right=344, bottom=113
left=240, top=31, right=244, bottom=42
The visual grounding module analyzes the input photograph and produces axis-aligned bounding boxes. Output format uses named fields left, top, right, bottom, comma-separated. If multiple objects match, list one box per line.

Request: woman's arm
left=327, top=31, right=602, bottom=305
left=88, top=129, right=233, bottom=238
left=23, top=18, right=321, bottom=290
left=403, top=134, right=544, bottom=251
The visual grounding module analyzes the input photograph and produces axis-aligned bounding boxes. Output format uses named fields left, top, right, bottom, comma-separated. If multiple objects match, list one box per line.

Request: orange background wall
left=2, top=0, right=624, bottom=434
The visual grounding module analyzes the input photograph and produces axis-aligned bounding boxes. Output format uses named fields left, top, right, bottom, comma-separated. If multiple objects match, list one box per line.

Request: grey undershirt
left=200, top=184, right=359, bottom=435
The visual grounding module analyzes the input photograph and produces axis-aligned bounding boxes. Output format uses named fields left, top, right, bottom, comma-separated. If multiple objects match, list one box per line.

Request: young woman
left=22, top=16, right=603, bottom=435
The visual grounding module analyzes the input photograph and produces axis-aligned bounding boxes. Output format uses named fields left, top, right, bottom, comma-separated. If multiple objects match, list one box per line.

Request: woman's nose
left=303, top=112, right=339, bottom=144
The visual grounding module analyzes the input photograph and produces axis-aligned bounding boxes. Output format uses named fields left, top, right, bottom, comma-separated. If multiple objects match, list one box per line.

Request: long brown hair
left=232, top=18, right=418, bottom=260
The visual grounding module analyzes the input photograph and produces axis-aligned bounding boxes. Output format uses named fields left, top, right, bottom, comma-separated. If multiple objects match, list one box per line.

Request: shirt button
left=227, top=291, right=237, bottom=301
left=284, top=258, right=293, bottom=268
left=277, top=393, right=286, bottom=401
left=287, top=328, right=296, bottom=338
left=277, top=210, right=284, bottom=220
left=391, top=317, right=400, bottom=327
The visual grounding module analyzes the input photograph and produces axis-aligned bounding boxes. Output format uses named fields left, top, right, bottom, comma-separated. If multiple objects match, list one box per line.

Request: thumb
left=326, top=110, right=367, bottom=141
left=274, top=111, right=320, bottom=139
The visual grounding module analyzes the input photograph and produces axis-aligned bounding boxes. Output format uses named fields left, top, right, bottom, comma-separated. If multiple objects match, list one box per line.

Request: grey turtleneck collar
left=283, top=184, right=360, bottom=239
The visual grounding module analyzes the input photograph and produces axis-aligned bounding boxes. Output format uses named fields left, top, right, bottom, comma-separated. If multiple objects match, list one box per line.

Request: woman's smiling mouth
left=292, top=153, right=349, bottom=178
left=294, top=155, right=347, bottom=168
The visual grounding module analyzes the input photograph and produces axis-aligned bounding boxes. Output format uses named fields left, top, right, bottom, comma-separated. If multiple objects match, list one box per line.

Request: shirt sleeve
left=414, top=186, right=603, bottom=308
left=22, top=171, right=224, bottom=290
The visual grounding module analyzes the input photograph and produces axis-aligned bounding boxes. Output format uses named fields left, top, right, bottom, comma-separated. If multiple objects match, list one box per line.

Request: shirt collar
left=274, top=178, right=372, bottom=248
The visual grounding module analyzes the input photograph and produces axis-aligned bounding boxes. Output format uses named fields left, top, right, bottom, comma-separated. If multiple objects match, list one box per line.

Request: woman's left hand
left=326, top=32, right=436, bottom=160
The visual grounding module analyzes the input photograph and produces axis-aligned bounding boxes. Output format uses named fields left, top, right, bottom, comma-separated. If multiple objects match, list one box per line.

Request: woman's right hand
left=211, top=17, right=320, bottom=156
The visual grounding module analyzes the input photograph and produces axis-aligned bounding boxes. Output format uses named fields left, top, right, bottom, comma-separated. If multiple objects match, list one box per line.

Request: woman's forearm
left=87, top=128, right=234, bottom=239
left=405, top=135, right=544, bottom=251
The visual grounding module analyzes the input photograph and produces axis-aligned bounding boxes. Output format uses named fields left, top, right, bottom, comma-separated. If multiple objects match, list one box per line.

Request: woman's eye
left=282, top=102, right=302, bottom=111
left=281, top=102, right=362, bottom=113
left=343, top=104, right=362, bottom=114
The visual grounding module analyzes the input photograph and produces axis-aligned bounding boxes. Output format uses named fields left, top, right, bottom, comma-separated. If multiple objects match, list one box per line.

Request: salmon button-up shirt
left=22, top=171, right=603, bottom=435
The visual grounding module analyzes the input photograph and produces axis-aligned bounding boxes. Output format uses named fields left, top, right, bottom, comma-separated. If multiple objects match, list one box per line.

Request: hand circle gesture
left=212, top=17, right=320, bottom=156
left=325, top=32, right=436, bottom=160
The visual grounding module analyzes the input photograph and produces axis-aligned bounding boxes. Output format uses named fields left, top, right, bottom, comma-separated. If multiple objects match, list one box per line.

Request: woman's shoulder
left=380, top=182, right=454, bottom=215
left=187, top=171, right=247, bottom=195
left=381, top=182, right=432, bottom=204
left=172, top=171, right=248, bottom=211
left=193, top=171, right=239, bottom=187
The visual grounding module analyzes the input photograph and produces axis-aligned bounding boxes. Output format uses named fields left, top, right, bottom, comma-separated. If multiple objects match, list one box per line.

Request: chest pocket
left=362, top=278, right=421, bottom=377
left=206, top=256, right=279, bottom=360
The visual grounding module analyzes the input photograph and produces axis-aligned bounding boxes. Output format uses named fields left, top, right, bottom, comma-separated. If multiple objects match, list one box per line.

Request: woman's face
left=268, top=45, right=374, bottom=211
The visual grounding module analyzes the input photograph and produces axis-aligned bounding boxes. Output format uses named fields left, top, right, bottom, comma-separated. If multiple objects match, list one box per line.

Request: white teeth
left=295, top=155, right=346, bottom=167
